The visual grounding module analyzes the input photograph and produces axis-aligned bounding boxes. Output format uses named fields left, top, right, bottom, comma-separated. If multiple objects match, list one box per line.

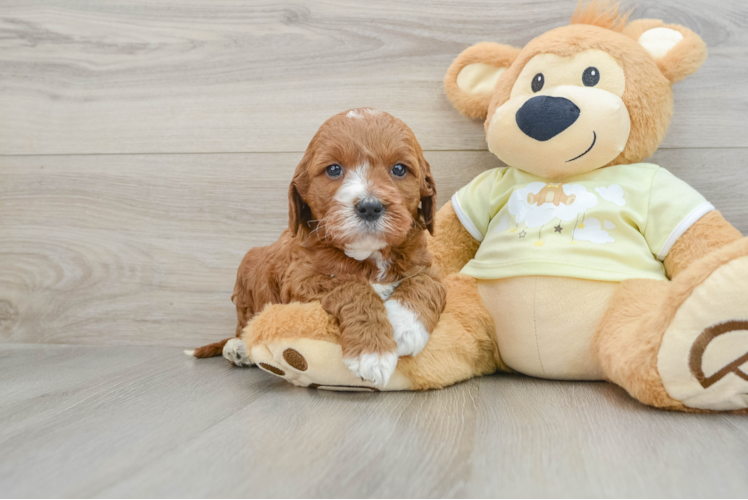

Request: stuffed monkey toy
left=236, top=2, right=748, bottom=411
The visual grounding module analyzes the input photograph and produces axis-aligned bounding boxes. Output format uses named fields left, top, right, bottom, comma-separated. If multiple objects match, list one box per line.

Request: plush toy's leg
left=244, top=274, right=503, bottom=391
left=244, top=302, right=396, bottom=391
left=594, top=238, right=748, bottom=412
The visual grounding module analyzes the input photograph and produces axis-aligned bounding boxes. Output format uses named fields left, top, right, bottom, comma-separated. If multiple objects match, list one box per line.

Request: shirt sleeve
left=451, top=168, right=505, bottom=242
left=644, top=167, right=714, bottom=261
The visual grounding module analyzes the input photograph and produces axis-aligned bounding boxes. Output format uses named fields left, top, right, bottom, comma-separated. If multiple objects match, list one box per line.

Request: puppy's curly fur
left=192, top=109, right=446, bottom=384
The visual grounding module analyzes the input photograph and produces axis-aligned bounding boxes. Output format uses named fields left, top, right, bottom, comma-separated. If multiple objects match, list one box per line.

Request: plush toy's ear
left=444, top=42, right=521, bottom=119
left=623, top=19, right=707, bottom=83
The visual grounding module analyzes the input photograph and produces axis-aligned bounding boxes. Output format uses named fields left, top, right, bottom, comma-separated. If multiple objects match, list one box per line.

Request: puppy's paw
left=222, top=338, right=254, bottom=367
left=343, top=351, right=398, bottom=387
left=385, top=300, right=430, bottom=357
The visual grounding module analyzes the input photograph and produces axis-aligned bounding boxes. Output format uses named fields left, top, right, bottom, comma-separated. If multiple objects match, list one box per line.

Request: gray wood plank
left=1, top=345, right=746, bottom=498
left=0, top=0, right=746, bottom=155
left=0, top=344, right=281, bottom=498
left=0, top=151, right=490, bottom=347
left=2, top=149, right=747, bottom=347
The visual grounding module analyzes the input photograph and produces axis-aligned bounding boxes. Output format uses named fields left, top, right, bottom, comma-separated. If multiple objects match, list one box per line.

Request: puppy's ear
left=288, top=153, right=313, bottom=235
left=418, top=157, right=437, bottom=235
left=623, top=20, right=707, bottom=83
left=444, top=42, right=521, bottom=119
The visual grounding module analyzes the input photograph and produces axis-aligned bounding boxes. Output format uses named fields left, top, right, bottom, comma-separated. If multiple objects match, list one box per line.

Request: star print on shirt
left=554, top=224, right=563, bottom=233
left=519, top=230, right=527, bottom=238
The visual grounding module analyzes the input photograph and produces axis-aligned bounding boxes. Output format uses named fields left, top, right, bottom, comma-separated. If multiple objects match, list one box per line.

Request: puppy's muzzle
left=355, top=197, right=384, bottom=222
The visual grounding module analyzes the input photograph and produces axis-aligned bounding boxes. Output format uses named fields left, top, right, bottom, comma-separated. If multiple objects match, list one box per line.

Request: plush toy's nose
left=515, top=96, right=580, bottom=141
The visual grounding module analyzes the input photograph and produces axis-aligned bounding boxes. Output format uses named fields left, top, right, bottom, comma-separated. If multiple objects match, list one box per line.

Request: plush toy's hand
left=385, top=299, right=430, bottom=357
left=427, top=201, right=481, bottom=275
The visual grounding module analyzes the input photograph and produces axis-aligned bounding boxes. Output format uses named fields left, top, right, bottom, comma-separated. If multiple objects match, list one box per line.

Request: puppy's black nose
left=355, top=198, right=384, bottom=221
left=515, top=96, right=580, bottom=141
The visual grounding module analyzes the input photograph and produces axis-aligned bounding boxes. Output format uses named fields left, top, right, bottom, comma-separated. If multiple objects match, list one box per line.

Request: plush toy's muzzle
left=487, top=83, right=631, bottom=179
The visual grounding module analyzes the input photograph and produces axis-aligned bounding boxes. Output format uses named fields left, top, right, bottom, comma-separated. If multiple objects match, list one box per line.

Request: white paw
left=222, top=338, right=254, bottom=367
left=343, top=351, right=398, bottom=387
left=385, top=300, right=430, bottom=357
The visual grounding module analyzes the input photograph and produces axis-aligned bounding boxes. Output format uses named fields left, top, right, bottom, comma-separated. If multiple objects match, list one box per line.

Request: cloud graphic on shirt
left=574, top=218, right=614, bottom=244
left=604, top=220, right=615, bottom=230
left=595, top=184, right=626, bottom=206
left=508, top=182, right=598, bottom=228
left=493, top=215, right=509, bottom=233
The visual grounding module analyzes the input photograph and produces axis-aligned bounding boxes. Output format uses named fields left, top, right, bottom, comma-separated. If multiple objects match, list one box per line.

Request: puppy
left=190, top=108, right=446, bottom=386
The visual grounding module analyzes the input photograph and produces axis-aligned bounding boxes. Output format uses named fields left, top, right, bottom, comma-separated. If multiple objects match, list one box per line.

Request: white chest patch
left=370, top=281, right=401, bottom=301
left=370, top=250, right=391, bottom=281
left=344, top=235, right=387, bottom=261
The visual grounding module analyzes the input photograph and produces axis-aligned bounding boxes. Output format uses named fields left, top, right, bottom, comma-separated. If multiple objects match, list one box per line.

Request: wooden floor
left=2, top=0, right=748, bottom=497
left=1, top=344, right=747, bottom=498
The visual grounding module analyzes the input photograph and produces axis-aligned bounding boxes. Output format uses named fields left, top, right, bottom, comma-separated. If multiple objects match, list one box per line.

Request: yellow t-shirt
left=452, top=163, right=714, bottom=282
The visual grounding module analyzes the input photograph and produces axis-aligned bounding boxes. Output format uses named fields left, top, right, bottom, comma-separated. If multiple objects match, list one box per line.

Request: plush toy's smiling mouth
left=566, top=131, right=597, bottom=163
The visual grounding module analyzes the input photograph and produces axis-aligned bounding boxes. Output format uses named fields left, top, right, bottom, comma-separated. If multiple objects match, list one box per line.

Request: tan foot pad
left=249, top=338, right=411, bottom=392
left=659, top=256, right=748, bottom=411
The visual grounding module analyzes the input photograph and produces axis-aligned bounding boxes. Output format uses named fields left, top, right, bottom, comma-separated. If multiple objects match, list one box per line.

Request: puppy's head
left=289, top=108, right=435, bottom=260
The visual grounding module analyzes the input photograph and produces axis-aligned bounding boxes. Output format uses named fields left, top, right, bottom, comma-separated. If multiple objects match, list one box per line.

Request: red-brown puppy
left=190, top=108, right=446, bottom=386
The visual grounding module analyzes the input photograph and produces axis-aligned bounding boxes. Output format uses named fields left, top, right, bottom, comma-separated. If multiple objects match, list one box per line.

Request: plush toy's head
left=445, top=1, right=707, bottom=179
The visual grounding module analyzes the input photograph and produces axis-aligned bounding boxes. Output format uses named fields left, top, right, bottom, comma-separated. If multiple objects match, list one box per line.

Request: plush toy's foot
left=242, top=302, right=412, bottom=391
left=597, top=239, right=748, bottom=412
left=242, top=275, right=501, bottom=392
left=658, top=252, right=748, bottom=411
left=250, top=338, right=412, bottom=391
left=223, top=338, right=254, bottom=367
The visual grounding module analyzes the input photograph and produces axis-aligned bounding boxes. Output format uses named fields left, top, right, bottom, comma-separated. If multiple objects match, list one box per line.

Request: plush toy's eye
left=583, top=67, right=600, bottom=87
left=326, top=164, right=342, bottom=178
left=391, top=164, right=407, bottom=177
left=531, top=73, right=544, bottom=93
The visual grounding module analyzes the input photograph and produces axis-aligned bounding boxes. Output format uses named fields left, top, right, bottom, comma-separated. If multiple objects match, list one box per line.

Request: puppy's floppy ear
left=444, top=42, right=521, bottom=119
left=623, top=20, right=707, bottom=83
left=288, top=153, right=313, bottom=235
left=418, top=156, right=437, bottom=235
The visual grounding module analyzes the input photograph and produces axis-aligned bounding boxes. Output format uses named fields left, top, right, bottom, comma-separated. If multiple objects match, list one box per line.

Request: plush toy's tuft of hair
left=571, top=0, right=631, bottom=32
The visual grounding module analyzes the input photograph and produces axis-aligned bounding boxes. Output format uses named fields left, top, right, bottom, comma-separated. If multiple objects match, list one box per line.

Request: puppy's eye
left=583, top=67, right=600, bottom=87
left=325, top=164, right=342, bottom=178
left=391, top=164, right=407, bottom=177
left=531, top=73, right=544, bottom=93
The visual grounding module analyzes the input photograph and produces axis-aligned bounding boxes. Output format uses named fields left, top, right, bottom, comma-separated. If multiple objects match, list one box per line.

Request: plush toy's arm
left=426, top=200, right=482, bottom=276
left=664, top=210, right=743, bottom=279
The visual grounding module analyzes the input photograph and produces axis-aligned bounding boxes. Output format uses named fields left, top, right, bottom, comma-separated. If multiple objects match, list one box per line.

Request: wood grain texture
left=1, top=2, right=747, bottom=498
left=1, top=0, right=747, bottom=155
left=1, top=344, right=746, bottom=498
left=2, top=149, right=747, bottom=347
left=0, top=151, right=489, bottom=347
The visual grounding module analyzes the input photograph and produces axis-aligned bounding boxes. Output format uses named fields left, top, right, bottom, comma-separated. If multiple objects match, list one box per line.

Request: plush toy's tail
left=184, top=338, right=231, bottom=358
